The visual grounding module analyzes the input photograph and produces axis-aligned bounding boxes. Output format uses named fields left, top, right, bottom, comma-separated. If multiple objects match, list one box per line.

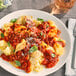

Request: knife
left=72, top=23, right=76, bottom=69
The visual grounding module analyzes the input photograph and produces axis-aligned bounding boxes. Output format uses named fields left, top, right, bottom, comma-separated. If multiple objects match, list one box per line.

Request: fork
left=72, top=23, right=76, bottom=69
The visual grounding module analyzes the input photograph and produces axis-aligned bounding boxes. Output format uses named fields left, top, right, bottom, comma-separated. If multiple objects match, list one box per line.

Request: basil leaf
left=57, top=39, right=62, bottom=41
left=15, top=60, right=21, bottom=66
left=18, top=31, right=20, bottom=33
left=37, top=18, right=44, bottom=22
left=29, top=45, right=38, bottom=53
left=44, top=34, right=45, bottom=37
left=1, top=33, right=4, bottom=38
left=51, top=54, right=55, bottom=57
left=10, top=18, right=17, bottom=23
left=40, top=32, right=43, bottom=36
left=37, top=36, right=39, bottom=38
left=13, top=49, right=15, bottom=52
left=46, top=25, right=49, bottom=28
left=7, top=42, right=10, bottom=47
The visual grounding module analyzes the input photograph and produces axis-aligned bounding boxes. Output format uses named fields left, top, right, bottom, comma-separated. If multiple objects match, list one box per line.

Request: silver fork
left=72, top=23, right=76, bottom=69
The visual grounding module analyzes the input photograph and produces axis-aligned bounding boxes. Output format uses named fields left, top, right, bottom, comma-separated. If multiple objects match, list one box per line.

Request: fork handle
left=72, top=37, right=76, bottom=69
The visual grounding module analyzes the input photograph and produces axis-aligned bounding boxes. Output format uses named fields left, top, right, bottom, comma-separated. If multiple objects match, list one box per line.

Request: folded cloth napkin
left=65, top=18, right=76, bottom=76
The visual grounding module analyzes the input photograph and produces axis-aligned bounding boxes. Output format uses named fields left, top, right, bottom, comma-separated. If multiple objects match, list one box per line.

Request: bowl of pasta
left=0, top=9, right=71, bottom=76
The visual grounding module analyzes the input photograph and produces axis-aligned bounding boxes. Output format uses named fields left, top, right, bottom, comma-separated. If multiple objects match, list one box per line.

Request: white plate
left=0, top=9, right=71, bottom=76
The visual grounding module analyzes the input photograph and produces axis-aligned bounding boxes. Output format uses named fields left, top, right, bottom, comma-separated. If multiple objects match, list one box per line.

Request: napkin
left=65, top=18, right=76, bottom=76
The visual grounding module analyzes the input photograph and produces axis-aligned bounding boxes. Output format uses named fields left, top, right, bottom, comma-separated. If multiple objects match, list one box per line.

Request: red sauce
left=42, top=49, right=59, bottom=68
left=1, top=51, right=31, bottom=73
left=0, top=20, right=64, bottom=73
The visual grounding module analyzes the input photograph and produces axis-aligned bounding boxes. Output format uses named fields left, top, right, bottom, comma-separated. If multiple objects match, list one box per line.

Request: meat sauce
left=1, top=50, right=31, bottom=73
left=0, top=21, right=65, bottom=73
left=41, top=50, right=59, bottom=68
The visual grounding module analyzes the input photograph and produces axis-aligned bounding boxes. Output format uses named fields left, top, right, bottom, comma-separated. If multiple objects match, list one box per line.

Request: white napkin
left=65, top=18, right=76, bottom=76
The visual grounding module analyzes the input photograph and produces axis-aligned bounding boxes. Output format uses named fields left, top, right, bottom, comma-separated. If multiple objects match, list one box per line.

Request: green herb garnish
left=37, top=18, right=44, bottom=22
left=29, top=45, right=38, bottom=53
left=37, top=36, right=39, bottom=38
left=10, top=18, right=17, bottom=23
left=57, top=39, right=62, bottom=41
left=7, top=42, right=10, bottom=47
left=13, top=49, right=15, bottom=52
left=46, top=25, right=49, bottom=28
left=18, top=31, right=20, bottom=33
left=15, top=60, right=21, bottom=66
left=51, top=53, right=55, bottom=57
left=40, top=32, right=43, bottom=36
left=44, top=34, right=45, bottom=37
left=1, top=33, right=4, bottom=38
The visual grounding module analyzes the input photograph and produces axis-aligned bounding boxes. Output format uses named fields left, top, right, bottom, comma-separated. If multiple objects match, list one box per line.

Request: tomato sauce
left=1, top=51, right=31, bottom=73
left=42, top=49, right=59, bottom=68
left=0, top=20, right=64, bottom=73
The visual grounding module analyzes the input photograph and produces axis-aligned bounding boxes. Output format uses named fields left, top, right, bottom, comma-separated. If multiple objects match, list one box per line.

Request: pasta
left=0, top=40, right=7, bottom=50
left=54, top=43, right=64, bottom=55
left=0, top=40, right=13, bottom=55
left=0, top=15, right=65, bottom=73
left=30, top=50, right=43, bottom=72
left=15, top=39, right=26, bottom=53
